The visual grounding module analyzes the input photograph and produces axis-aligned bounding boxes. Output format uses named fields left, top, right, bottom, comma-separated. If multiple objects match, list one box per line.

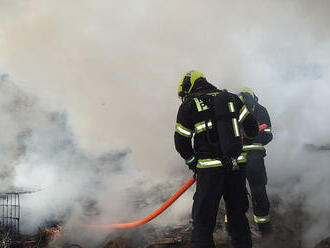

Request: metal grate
left=0, top=187, right=40, bottom=236
left=0, top=193, right=20, bottom=234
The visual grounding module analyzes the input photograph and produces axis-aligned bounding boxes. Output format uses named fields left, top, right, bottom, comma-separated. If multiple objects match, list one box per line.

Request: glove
left=185, top=155, right=197, bottom=173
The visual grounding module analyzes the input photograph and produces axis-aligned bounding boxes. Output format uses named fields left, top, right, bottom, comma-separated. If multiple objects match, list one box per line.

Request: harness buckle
left=231, top=158, right=239, bottom=171
left=221, top=156, right=240, bottom=172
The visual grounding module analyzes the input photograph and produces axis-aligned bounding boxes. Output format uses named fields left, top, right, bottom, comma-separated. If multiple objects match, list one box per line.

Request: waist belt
left=243, top=143, right=264, bottom=151
left=197, top=153, right=247, bottom=168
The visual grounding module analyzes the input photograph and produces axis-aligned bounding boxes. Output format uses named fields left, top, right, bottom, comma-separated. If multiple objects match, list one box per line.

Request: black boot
left=258, top=222, right=273, bottom=237
left=231, top=234, right=252, bottom=248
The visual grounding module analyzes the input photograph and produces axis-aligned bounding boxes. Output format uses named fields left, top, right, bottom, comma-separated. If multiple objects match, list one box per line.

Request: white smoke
left=1, top=0, right=330, bottom=247
left=0, top=76, right=140, bottom=233
left=0, top=75, right=191, bottom=247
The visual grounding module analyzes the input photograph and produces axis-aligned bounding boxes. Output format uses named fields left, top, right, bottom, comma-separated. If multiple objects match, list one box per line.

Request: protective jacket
left=175, top=88, right=258, bottom=169
left=242, top=102, right=272, bottom=151
left=239, top=88, right=273, bottom=235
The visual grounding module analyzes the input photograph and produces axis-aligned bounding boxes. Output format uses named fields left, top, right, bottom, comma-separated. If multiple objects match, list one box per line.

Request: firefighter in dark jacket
left=239, top=88, right=273, bottom=236
left=174, top=71, right=259, bottom=248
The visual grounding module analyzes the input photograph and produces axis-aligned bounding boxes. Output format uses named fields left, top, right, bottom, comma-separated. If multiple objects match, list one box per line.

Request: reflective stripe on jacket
left=243, top=143, right=265, bottom=151
left=175, top=123, right=193, bottom=138
left=197, top=153, right=247, bottom=168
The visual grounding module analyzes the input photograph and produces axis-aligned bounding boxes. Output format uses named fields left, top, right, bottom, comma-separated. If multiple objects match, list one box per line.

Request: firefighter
left=239, top=87, right=273, bottom=236
left=174, top=71, right=259, bottom=248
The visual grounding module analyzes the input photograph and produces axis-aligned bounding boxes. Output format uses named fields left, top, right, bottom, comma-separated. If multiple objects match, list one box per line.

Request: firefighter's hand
left=188, top=163, right=197, bottom=173
left=185, top=156, right=197, bottom=173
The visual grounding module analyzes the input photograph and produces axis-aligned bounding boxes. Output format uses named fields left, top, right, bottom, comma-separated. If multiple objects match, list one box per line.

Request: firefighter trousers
left=246, top=150, right=272, bottom=234
left=191, top=166, right=252, bottom=248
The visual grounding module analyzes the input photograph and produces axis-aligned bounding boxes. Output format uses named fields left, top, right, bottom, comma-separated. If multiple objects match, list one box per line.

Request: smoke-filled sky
left=1, top=0, right=330, bottom=247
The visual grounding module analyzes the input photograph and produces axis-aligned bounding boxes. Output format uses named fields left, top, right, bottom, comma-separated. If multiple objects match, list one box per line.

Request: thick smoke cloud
left=0, top=76, right=140, bottom=234
left=1, top=0, right=330, bottom=247
left=0, top=76, right=191, bottom=247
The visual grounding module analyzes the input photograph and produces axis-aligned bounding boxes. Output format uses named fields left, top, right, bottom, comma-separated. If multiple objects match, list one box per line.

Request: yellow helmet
left=240, top=88, right=255, bottom=99
left=178, top=70, right=206, bottom=98
left=239, top=87, right=258, bottom=111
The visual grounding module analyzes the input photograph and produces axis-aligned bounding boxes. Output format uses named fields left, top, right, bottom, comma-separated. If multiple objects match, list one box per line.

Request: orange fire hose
left=258, top=123, right=268, bottom=132
left=81, top=177, right=196, bottom=229
left=82, top=124, right=268, bottom=230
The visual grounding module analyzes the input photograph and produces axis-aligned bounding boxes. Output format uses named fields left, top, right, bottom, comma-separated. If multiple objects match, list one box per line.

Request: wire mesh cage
left=0, top=187, right=39, bottom=236
left=0, top=193, right=20, bottom=235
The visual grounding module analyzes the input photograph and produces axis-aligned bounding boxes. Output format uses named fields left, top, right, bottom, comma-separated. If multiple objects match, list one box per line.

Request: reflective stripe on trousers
left=254, top=215, right=271, bottom=223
